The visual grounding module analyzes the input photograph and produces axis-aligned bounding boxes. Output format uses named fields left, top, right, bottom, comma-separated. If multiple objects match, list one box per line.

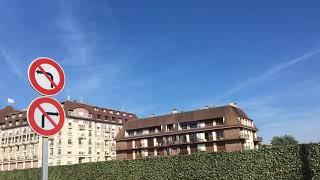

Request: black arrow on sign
left=41, top=112, right=59, bottom=128
left=36, top=70, right=54, bottom=88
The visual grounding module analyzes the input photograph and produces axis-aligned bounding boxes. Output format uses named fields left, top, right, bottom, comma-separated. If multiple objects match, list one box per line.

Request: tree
left=271, top=135, right=299, bottom=146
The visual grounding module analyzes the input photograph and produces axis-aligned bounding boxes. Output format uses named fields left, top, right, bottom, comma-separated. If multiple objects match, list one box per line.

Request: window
left=18, top=113, right=22, bottom=117
left=57, top=149, right=61, bottom=155
left=216, top=130, right=224, bottom=140
left=89, top=131, right=92, bottom=137
left=216, top=118, right=224, bottom=125
left=104, top=116, right=108, bottom=120
left=111, top=117, right=116, bottom=122
left=68, top=132, right=72, bottom=136
left=67, top=161, right=72, bottom=165
left=109, top=110, right=113, bottom=114
left=189, top=133, right=197, bottom=143
left=88, top=147, right=92, bottom=154
left=57, top=160, right=61, bottom=165
left=88, top=113, right=93, bottom=118
left=68, top=139, right=72, bottom=145
left=89, top=122, right=92, bottom=128
left=179, top=134, right=187, bottom=143
left=189, top=122, right=197, bottom=129
left=97, top=115, right=101, bottom=119
left=167, top=124, right=174, bottom=131
left=89, top=139, right=92, bottom=145
left=128, top=131, right=134, bottom=136
left=205, top=132, right=213, bottom=141
left=94, top=107, right=98, bottom=111
left=136, top=129, right=142, bottom=135
left=68, top=110, right=73, bottom=115
left=68, top=151, right=72, bottom=155
left=180, top=123, right=188, bottom=130
left=50, top=148, right=53, bottom=155
left=78, top=111, right=84, bottom=116
left=118, top=118, right=122, bottom=123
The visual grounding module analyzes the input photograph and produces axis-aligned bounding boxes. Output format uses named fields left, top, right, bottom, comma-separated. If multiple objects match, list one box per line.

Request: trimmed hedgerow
left=1, top=143, right=319, bottom=180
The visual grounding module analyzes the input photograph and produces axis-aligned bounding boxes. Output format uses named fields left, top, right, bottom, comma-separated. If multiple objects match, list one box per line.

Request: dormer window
left=109, top=110, right=113, bottom=114
left=12, top=114, right=16, bottom=119
left=18, top=113, right=22, bottom=117
left=5, top=116, right=8, bottom=120
left=116, top=112, right=120, bottom=115
left=129, top=114, right=133, bottom=118
left=103, top=109, right=107, bottom=113
left=123, top=113, right=127, bottom=116
left=94, top=108, right=98, bottom=111
left=128, top=131, right=134, bottom=136
left=78, top=112, right=84, bottom=117
left=68, top=110, right=73, bottom=115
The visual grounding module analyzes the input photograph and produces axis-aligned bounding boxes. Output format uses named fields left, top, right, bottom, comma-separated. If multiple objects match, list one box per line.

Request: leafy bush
left=1, top=143, right=319, bottom=180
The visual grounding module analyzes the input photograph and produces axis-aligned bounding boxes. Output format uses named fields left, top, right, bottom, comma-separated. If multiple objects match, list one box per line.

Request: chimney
left=171, top=108, right=178, bottom=114
left=228, top=102, right=238, bottom=107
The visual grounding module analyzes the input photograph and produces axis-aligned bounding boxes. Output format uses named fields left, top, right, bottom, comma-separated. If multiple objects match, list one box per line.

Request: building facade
left=0, top=101, right=136, bottom=171
left=115, top=103, right=262, bottom=160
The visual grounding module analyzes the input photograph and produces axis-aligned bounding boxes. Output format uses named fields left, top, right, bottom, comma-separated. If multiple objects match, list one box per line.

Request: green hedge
left=1, top=143, right=320, bottom=180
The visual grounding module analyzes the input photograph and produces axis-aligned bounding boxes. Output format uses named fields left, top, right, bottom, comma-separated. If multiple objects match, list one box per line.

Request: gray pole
left=41, top=137, right=48, bottom=180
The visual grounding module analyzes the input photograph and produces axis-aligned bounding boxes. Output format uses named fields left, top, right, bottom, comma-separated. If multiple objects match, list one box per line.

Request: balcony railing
left=254, top=136, right=263, bottom=142
left=240, top=134, right=250, bottom=139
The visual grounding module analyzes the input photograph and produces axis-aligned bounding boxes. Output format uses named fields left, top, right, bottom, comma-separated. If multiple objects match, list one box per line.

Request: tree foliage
left=271, top=135, right=299, bottom=146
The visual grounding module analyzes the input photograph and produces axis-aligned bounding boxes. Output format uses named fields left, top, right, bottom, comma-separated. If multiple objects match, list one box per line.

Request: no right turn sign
left=27, top=96, right=65, bottom=137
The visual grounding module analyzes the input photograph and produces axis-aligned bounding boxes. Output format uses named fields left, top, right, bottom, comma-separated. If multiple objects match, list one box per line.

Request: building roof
left=0, top=100, right=137, bottom=130
left=61, top=100, right=137, bottom=119
left=122, top=105, right=250, bottom=131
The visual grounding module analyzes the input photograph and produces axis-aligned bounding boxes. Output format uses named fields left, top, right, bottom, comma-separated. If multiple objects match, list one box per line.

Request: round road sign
left=28, top=57, right=65, bottom=96
left=27, top=96, right=65, bottom=137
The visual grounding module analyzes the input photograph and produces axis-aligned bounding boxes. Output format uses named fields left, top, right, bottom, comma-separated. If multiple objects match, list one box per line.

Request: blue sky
left=0, top=0, right=320, bottom=143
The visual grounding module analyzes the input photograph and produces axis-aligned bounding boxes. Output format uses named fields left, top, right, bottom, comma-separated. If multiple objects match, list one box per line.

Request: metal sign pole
left=41, top=137, right=48, bottom=180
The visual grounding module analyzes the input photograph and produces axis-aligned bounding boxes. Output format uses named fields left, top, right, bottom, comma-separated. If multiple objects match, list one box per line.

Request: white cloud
left=239, top=80, right=320, bottom=144
left=0, top=48, right=25, bottom=80
left=57, top=1, right=92, bottom=67
left=217, top=48, right=320, bottom=100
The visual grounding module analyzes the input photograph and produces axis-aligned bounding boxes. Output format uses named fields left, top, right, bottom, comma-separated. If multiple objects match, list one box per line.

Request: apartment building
left=0, top=100, right=137, bottom=171
left=115, top=103, right=262, bottom=160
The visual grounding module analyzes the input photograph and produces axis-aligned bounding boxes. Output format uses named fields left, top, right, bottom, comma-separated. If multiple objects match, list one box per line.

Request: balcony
left=79, top=133, right=86, bottom=138
left=254, top=136, right=263, bottom=142
left=240, top=134, right=250, bottom=140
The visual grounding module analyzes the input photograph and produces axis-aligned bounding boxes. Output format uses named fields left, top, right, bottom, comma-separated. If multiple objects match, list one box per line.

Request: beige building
left=0, top=100, right=136, bottom=171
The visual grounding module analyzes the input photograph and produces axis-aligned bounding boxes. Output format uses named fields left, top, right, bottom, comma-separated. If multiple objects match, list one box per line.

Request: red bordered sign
left=28, top=57, right=65, bottom=96
left=27, top=96, right=65, bottom=137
